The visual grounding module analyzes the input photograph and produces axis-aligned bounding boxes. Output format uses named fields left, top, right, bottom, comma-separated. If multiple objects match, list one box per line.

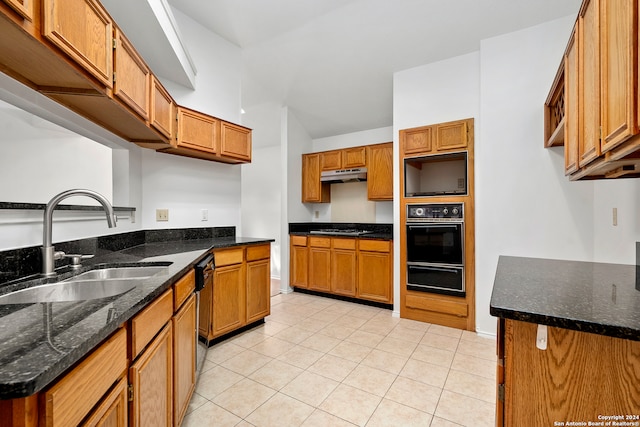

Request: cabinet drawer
left=174, top=270, right=195, bottom=311
left=246, top=244, right=270, bottom=261
left=308, top=237, right=331, bottom=248
left=215, top=248, right=244, bottom=266
left=358, top=239, right=391, bottom=253
left=129, top=289, right=173, bottom=359
left=291, top=235, right=307, bottom=246
left=43, top=328, right=127, bottom=427
left=405, top=294, right=468, bottom=317
left=332, top=238, right=356, bottom=250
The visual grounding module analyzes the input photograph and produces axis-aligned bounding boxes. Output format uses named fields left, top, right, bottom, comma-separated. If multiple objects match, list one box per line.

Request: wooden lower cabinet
left=331, top=239, right=357, bottom=297
left=212, top=263, right=246, bottom=337
left=357, top=245, right=392, bottom=303
left=498, top=319, right=640, bottom=425
left=290, top=236, right=308, bottom=288
left=172, top=294, right=196, bottom=427
left=81, top=377, right=128, bottom=427
left=246, top=258, right=271, bottom=323
left=129, top=323, right=173, bottom=427
left=308, top=243, right=331, bottom=293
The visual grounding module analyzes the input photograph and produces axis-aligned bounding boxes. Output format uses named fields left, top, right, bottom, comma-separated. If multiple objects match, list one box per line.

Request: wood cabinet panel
left=358, top=239, right=390, bottom=253
left=212, top=264, right=245, bottom=337
left=402, top=126, right=432, bottom=155
left=357, top=249, right=392, bottom=303
left=291, top=235, right=307, bottom=246
left=367, top=143, right=393, bottom=201
left=173, top=269, right=195, bottom=311
left=331, top=248, right=356, bottom=297
left=578, top=0, right=601, bottom=167
left=220, top=121, right=252, bottom=162
left=129, top=323, right=173, bottom=427
left=81, top=377, right=127, bottom=427
left=129, top=289, right=173, bottom=359
left=246, top=258, right=271, bottom=323
left=302, top=153, right=330, bottom=203
left=113, top=28, right=150, bottom=120
left=320, top=150, right=342, bottom=170
left=308, top=236, right=331, bottom=248
left=150, top=76, right=174, bottom=140
left=290, top=242, right=308, bottom=289
left=246, top=244, right=270, bottom=261
left=564, top=27, right=579, bottom=174
left=332, top=238, right=356, bottom=250
left=176, top=107, right=219, bottom=153
left=42, top=328, right=127, bottom=427
left=215, top=248, right=244, bottom=267
left=504, top=319, right=640, bottom=424
left=342, top=147, right=367, bottom=168
left=43, top=0, right=113, bottom=87
left=435, top=120, right=468, bottom=151
left=172, top=294, right=196, bottom=427
left=308, top=247, right=331, bottom=292
left=600, top=0, right=637, bottom=152
left=2, top=0, right=31, bottom=20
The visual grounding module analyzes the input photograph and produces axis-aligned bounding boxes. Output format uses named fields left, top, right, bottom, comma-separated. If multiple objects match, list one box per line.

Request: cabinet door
left=435, top=120, right=468, bottom=151
left=357, top=248, right=392, bottom=303
left=173, top=294, right=196, bottom=427
left=342, top=147, right=367, bottom=168
left=401, top=126, right=432, bottom=155
left=198, top=271, right=213, bottom=339
left=308, top=247, right=331, bottom=292
left=43, top=0, right=113, bottom=87
left=600, top=0, right=637, bottom=152
left=129, top=323, right=173, bottom=427
left=564, top=26, right=579, bottom=174
left=114, top=28, right=150, bottom=120
left=578, top=0, right=601, bottom=167
left=176, top=107, right=219, bottom=153
left=246, top=258, right=271, bottom=323
left=220, top=121, right=252, bottom=162
left=2, top=0, right=32, bottom=20
left=367, top=143, right=393, bottom=200
left=212, top=264, right=245, bottom=337
left=290, top=240, right=308, bottom=288
left=331, top=243, right=357, bottom=297
left=81, top=377, right=128, bottom=427
left=302, top=153, right=330, bottom=203
left=320, top=150, right=342, bottom=170
left=150, top=76, right=174, bottom=139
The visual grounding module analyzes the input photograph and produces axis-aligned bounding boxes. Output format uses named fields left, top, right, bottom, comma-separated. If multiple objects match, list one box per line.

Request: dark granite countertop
left=0, top=236, right=273, bottom=399
left=490, top=256, right=640, bottom=342
left=288, top=222, right=393, bottom=240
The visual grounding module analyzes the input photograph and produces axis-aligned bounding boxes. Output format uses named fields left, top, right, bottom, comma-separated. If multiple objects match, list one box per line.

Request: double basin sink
left=0, top=264, right=171, bottom=305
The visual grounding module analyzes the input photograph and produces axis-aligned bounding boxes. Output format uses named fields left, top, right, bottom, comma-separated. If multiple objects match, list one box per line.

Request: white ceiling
left=167, top=0, right=581, bottom=139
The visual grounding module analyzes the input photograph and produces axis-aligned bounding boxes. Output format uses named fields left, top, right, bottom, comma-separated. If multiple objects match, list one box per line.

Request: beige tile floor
left=184, top=292, right=497, bottom=427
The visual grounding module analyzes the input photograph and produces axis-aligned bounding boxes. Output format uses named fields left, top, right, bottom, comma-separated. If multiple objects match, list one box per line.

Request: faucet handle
left=63, top=254, right=95, bottom=269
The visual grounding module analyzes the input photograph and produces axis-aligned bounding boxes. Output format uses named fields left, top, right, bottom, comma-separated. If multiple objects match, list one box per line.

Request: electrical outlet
left=156, top=208, right=169, bottom=221
left=457, top=178, right=465, bottom=189
left=201, top=209, right=208, bottom=221
left=613, top=207, right=617, bottom=226
left=314, top=210, right=319, bottom=219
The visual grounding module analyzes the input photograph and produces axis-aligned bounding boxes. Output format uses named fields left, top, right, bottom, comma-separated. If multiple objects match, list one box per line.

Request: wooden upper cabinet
left=150, top=76, right=174, bottom=139
left=114, top=28, right=150, bottom=121
left=2, top=0, right=32, bottom=20
left=220, top=121, right=252, bottom=162
left=402, top=126, right=432, bottom=155
left=302, top=153, right=330, bottom=203
left=600, top=0, right=637, bottom=152
left=435, top=120, right=468, bottom=151
left=578, top=0, right=600, bottom=167
left=320, top=150, right=342, bottom=170
left=367, top=142, right=393, bottom=201
left=42, top=0, right=113, bottom=88
left=343, top=146, right=367, bottom=168
left=176, top=106, right=219, bottom=153
left=564, top=26, right=579, bottom=175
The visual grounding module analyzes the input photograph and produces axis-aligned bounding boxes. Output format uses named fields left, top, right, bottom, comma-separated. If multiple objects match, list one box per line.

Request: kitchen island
left=0, top=229, right=273, bottom=426
left=490, top=256, right=640, bottom=426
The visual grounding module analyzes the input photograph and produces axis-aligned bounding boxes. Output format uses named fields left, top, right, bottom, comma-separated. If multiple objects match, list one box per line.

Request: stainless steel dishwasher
left=194, top=253, right=214, bottom=377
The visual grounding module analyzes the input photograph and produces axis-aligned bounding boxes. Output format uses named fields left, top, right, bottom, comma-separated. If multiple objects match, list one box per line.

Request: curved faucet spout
left=42, top=189, right=117, bottom=276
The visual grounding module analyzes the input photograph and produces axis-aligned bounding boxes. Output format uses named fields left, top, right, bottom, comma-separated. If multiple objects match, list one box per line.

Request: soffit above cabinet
left=101, top=0, right=196, bottom=89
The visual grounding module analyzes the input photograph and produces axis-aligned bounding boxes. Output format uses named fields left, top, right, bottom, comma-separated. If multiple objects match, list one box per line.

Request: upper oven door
left=406, top=223, right=463, bottom=265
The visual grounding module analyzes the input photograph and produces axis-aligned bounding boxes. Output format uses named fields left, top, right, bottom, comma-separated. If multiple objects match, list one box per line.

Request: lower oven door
left=407, top=263, right=465, bottom=297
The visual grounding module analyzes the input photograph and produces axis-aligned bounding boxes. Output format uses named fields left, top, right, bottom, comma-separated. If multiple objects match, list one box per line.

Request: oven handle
left=407, top=262, right=464, bottom=271
left=407, top=223, right=463, bottom=229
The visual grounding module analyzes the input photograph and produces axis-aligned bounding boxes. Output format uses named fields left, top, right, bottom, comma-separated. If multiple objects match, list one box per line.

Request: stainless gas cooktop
left=309, top=229, right=374, bottom=236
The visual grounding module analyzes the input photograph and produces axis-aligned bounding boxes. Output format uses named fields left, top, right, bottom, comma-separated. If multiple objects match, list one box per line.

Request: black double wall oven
left=406, top=203, right=465, bottom=297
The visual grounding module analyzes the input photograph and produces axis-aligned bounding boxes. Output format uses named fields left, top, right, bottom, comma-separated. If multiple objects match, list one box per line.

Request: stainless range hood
left=320, top=168, right=367, bottom=183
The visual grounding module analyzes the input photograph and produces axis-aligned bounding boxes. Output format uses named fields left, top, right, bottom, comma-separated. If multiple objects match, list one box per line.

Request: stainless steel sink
left=67, top=266, right=169, bottom=281
left=0, top=280, right=137, bottom=304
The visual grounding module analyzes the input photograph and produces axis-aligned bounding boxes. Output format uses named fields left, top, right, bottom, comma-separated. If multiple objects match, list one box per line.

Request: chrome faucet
left=42, top=189, right=117, bottom=277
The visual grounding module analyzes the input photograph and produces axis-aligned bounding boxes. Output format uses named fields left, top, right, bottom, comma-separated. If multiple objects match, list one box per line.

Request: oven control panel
left=407, top=203, right=463, bottom=221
